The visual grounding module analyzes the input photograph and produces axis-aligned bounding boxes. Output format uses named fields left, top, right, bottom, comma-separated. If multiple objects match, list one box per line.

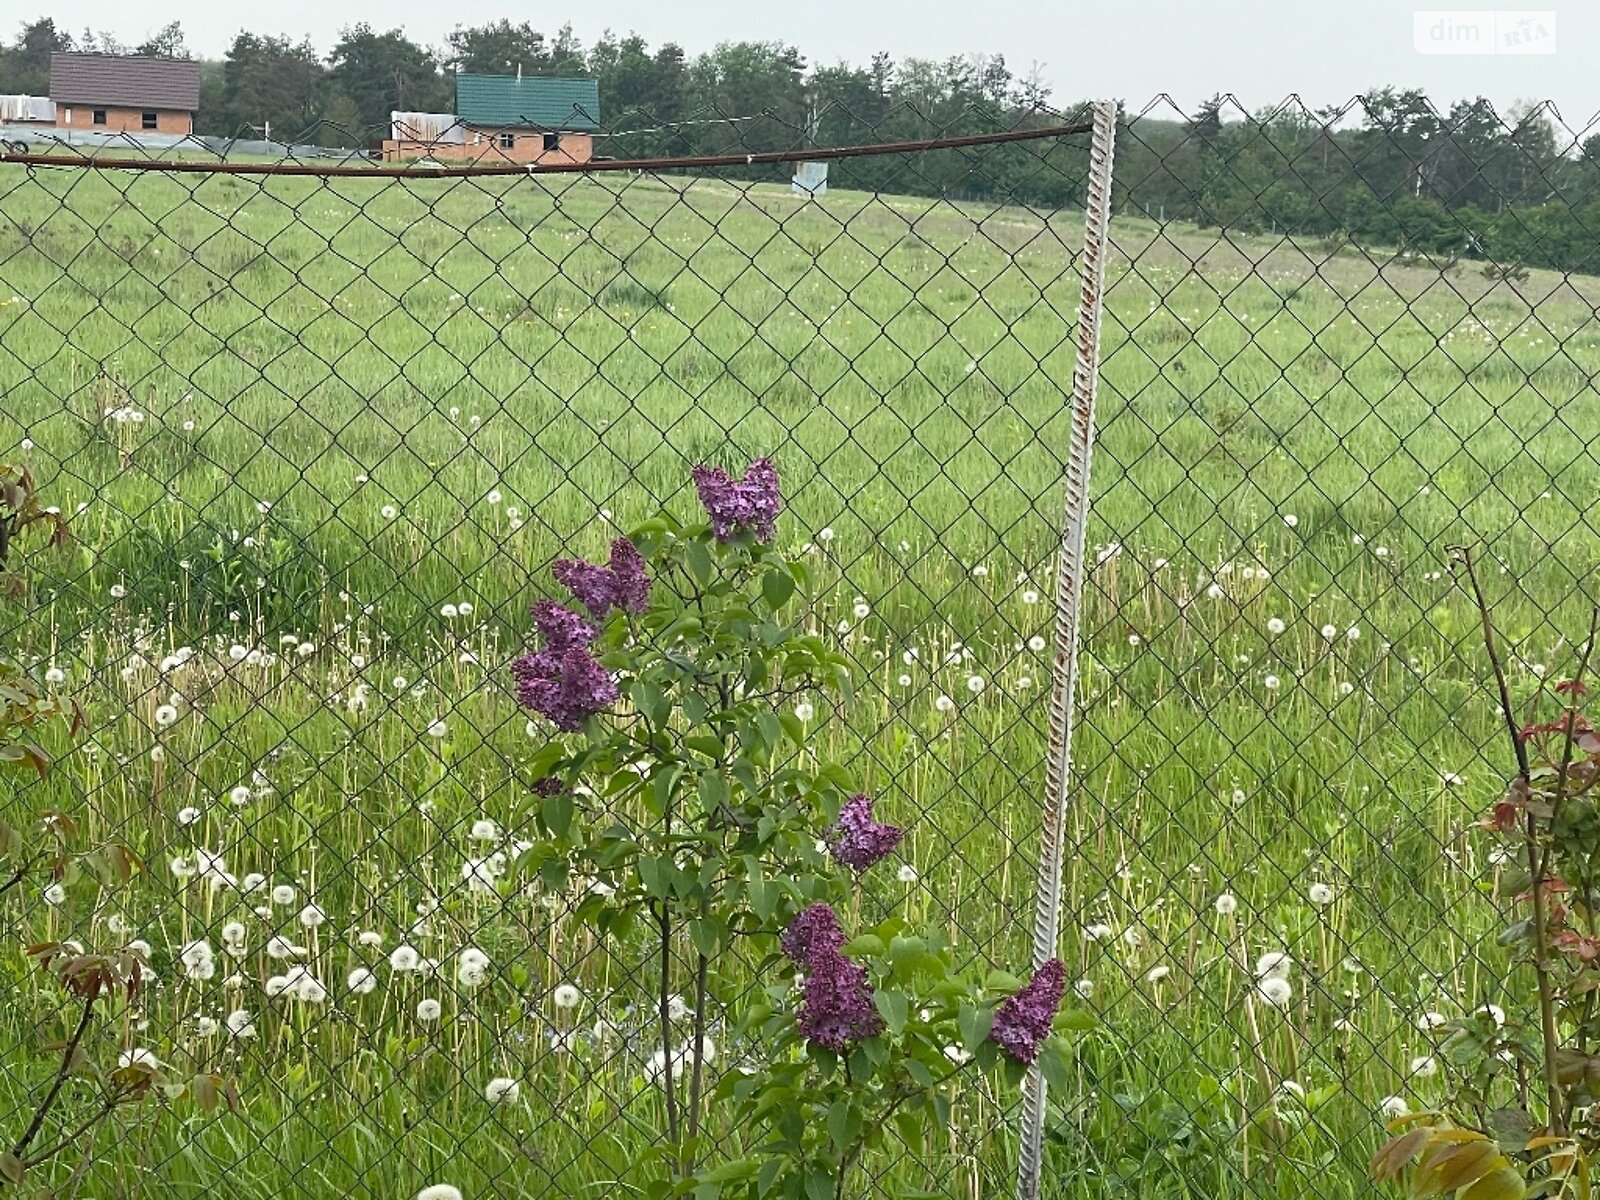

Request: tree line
left=4, top=19, right=1598, bottom=275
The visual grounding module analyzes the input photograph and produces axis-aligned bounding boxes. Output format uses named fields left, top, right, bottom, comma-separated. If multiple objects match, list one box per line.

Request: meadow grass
left=1, top=157, right=1598, bottom=1198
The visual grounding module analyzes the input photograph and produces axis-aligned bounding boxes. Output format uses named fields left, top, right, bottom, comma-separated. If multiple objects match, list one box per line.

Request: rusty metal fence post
left=1016, top=96, right=1116, bottom=1200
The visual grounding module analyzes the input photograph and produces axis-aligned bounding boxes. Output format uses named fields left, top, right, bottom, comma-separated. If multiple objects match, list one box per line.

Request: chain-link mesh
left=2, top=92, right=1597, bottom=1199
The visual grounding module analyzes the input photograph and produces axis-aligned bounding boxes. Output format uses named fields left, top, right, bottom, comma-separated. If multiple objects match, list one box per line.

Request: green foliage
left=517, top=484, right=1088, bottom=1195
left=327, top=24, right=451, bottom=134
left=1371, top=552, right=1600, bottom=1200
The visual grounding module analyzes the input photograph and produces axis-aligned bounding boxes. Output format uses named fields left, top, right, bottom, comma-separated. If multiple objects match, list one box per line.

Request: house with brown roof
left=49, top=52, right=201, bottom=136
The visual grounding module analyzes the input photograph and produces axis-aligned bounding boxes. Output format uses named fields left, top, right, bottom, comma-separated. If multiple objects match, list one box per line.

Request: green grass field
left=2, top=156, right=1598, bottom=1199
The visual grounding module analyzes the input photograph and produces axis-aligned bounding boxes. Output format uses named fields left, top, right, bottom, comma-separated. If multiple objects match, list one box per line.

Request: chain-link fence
left=2, top=92, right=1598, bottom=1200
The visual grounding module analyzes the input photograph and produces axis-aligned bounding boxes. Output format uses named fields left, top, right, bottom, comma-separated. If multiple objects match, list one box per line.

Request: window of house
left=542, top=132, right=560, bottom=152
left=141, top=111, right=158, bottom=130
left=62, top=108, right=72, bottom=124
left=92, top=109, right=107, bottom=126
left=498, top=132, right=515, bottom=150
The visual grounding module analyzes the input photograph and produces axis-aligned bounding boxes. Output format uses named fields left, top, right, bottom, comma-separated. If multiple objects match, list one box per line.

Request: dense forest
left=4, top=17, right=1599, bottom=274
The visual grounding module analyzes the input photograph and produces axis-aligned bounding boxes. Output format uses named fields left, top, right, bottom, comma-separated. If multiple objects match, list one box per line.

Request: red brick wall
left=382, top=130, right=594, bottom=165
left=55, top=105, right=192, bottom=135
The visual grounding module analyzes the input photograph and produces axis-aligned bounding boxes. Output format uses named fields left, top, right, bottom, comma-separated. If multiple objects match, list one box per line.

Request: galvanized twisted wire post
left=1015, top=97, right=1116, bottom=1200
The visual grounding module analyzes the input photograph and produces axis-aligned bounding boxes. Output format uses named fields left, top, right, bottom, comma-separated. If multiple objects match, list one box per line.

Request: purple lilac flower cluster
left=552, top=536, right=651, bottom=619
left=826, top=794, right=903, bottom=872
left=782, top=904, right=884, bottom=1052
left=989, top=958, right=1066, bottom=1064
left=691, top=457, right=781, bottom=542
left=512, top=600, right=619, bottom=732
left=780, top=902, right=848, bottom=965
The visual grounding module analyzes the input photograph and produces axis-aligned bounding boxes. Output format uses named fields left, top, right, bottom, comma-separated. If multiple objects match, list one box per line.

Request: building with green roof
left=383, top=72, right=601, bottom=164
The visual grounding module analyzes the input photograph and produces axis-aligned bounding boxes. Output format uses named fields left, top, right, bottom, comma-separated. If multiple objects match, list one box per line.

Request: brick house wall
left=382, top=130, right=594, bottom=165
left=55, top=105, right=192, bottom=135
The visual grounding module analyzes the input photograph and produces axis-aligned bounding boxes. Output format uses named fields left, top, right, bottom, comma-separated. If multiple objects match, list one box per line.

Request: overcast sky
left=42, top=0, right=1600, bottom=138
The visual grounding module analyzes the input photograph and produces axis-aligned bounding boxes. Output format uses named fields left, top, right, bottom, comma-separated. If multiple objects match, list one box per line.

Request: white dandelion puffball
left=1266, top=617, right=1285, bottom=635
left=1379, top=1096, right=1409, bottom=1119
left=1255, top=951, right=1292, bottom=981
left=552, top=984, right=582, bottom=1010
left=1263, top=674, right=1281, bottom=691
left=1214, top=893, right=1238, bottom=916
left=43, top=883, right=66, bottom=906
left=1283, top=513, right=1298, bottom=528
left=357, top=930, right=383, bottom=948
left=1409, top=1055, right=1438, bottom=1077
left=299, top=903, right=326, bottom=928
left=794, top=701, right=815, bottom=722
left=227, top=1009, right=257, bottom=1038
left=1307, top=882, right=1335, bottom=907
left=484, top=1077, right=520, bottom=1105
left=416, top=1187, right=463, bottom=1200
left=934, top=694, right=955, bottom=714
left=1321, top=624, right=1337, bottom=640
left=416, top=998, right=442, bottom=1022
left=389, top=945, right=422, bottom=972
left=1257, top=977, right=1293, bottom=1007
left=154, top=704, right=178, bottom=727
left=1027, top=635, right=1046, bottom=652
left=270, top=884, right=296, bottom=906
left=896, top=863, right=918, bottom=884
left=230, top=785, right=252, bottom=806
left=347, top=968, right=378, bottom=995
left=469, top=819, right=498, bottom=842
left=427, top=720, right=449, bottom=739
left=292, top=971, right=328, bottom=1003
left=118, top=1048, right=161, bottom=1070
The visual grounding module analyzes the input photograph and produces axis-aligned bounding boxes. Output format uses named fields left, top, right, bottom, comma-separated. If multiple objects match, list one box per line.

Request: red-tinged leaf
left=191, top=1072, right=219, bottom=1112
left=1370, top=1127, right=1433, bottom=1182
left=1425, top=1142, right=1503, bottom=1193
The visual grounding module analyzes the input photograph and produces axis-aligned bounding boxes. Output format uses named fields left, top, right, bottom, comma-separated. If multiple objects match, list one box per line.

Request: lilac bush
left=781, top=902, right=848, bottom=967
left=511, top=456, right=1085, bottom=1196
left=826, top=793, right=903, bottom=872
left=552, top=535, right=651, bottom=619
left=990, top=958, right=1068, bottom=1064
left=510, top=602, right=618, bottom=731
left=690, top=456, right=781, bottom=541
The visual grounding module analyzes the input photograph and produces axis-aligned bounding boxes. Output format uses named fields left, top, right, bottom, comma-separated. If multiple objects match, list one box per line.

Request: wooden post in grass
left=1015, top=97, right=1116, bottom=1200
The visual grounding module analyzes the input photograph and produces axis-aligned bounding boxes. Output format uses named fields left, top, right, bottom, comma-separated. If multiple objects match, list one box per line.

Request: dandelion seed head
left=484, top=1077, right=519, bottom=1104
left=1258, top=977, right=1293, bottom=1007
